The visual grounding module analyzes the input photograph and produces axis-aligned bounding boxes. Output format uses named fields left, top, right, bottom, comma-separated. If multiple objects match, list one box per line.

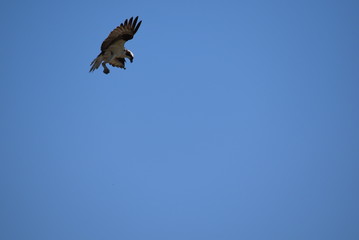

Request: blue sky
left=1, top=0, right=359, bottom=239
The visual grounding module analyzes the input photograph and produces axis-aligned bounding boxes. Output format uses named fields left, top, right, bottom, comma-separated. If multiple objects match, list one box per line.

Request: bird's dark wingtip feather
left=132, top=16, right=138, bottom=28
left=134, top=20, right=142, bottom=33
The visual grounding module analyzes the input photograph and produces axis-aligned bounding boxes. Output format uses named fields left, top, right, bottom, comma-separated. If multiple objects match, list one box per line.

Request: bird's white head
left=125, top=49, right=134, bottom=63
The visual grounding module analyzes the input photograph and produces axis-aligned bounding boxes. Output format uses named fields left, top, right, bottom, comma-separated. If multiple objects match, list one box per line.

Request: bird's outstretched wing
left=101, top=16, right=142, bottom=52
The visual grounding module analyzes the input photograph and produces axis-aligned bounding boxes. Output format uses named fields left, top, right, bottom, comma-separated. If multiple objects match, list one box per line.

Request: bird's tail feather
left=89, top=53, right=103, bottom=72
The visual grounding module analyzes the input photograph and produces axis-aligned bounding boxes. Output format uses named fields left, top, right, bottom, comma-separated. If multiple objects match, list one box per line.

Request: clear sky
left=1, top=0, right=359, bottom=239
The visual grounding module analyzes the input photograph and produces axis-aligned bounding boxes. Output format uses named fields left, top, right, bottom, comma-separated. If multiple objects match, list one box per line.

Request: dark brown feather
left=100, top=16, right=142, bottom=52
left=109, top=57, right=126, bottom=68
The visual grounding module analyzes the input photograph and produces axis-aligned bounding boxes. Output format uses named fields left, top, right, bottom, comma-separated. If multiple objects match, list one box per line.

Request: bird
left=90, top=16, right=142, bottom=74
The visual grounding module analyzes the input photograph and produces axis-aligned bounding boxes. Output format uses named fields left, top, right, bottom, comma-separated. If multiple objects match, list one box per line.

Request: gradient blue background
left=1, top=0, right=359, bottom=239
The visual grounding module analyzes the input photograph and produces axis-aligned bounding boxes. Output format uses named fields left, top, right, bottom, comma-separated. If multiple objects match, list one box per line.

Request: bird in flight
left=90, top=16, right=142, bottom=74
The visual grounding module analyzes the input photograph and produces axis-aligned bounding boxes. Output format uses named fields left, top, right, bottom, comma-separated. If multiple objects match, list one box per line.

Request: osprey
left=90, top=16, right=142, bottom=74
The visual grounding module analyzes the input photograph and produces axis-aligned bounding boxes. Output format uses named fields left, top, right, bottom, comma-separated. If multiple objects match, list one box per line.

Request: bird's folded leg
left=102, top=63, right=110, bottom=74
